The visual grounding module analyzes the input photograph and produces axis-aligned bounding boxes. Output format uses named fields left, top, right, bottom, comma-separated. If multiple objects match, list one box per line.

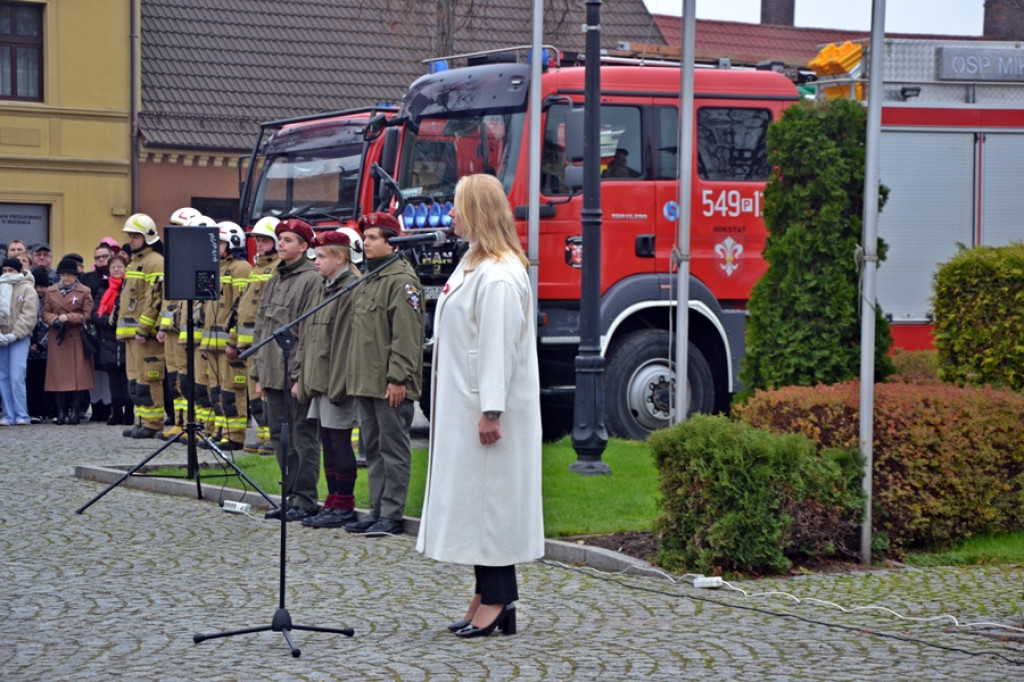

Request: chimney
left=761, top=0, right=795, bottom=26
left=984, top=0, right=1024, bottom=39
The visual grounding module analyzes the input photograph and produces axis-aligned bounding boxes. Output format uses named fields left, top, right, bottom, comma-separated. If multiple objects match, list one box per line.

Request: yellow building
left=0, top=0, right=132, bottom=261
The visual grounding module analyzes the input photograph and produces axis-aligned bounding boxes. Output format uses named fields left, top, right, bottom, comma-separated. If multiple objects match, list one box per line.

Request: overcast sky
left=643, top=0, right=985, bottom=36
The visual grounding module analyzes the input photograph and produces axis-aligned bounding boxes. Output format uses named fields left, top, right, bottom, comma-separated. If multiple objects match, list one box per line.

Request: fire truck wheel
left=605, top=330, right=714, bottom=441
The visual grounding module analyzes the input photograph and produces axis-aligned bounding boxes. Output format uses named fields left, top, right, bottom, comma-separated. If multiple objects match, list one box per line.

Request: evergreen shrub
left=734, top=381, right=1024, bottom=555
left=740, top=97, right=894, bottom=399
left=649, top=415, right=862, bottom=575
left=932, top=242, right=1024, bottom=391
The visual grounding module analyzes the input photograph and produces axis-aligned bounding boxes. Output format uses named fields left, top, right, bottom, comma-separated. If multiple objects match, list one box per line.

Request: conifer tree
left=739, top=98, right=894, bottom=395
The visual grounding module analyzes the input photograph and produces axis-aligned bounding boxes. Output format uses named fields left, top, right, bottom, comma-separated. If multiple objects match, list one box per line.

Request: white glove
left=0, top=333, right=14, bottom=346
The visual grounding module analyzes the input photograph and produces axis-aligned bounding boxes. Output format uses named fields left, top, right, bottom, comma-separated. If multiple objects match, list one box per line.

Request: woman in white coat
left=415, top=173, right=544, bottom=638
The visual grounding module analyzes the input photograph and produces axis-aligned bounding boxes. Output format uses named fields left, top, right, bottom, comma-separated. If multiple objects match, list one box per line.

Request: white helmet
left=185, top=215, right=217, bottom=227
left=337, top=227, right=364, bottom=264
left=169, top=207, right=201, bottom=226
left=217, top=221, right=246, bottom=250
left=251, top=216, right=280, bottom=240
left=123, top=213, right=160, bottom=245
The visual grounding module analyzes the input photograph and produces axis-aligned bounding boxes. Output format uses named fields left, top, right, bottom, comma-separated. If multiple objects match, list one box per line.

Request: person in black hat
left=41, top=257, right=94, bottom=424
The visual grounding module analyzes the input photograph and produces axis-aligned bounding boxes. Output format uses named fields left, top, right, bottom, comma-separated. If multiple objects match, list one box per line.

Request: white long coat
left=415, top=254, right=544, bottom=566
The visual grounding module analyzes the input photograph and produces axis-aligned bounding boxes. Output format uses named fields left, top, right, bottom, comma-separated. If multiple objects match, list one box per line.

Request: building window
left=1, top=2, right=43, bottom=101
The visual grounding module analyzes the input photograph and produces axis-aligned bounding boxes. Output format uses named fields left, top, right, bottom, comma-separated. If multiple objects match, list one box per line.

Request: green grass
left=150, top=440, right=1024, bottom=565
left=904, top=531, right=1024, bottom=567
left=151, top=436, right=659, bottom=538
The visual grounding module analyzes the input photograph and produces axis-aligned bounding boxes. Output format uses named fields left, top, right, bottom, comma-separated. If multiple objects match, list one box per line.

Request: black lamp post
left=570, top=0, right=610, bottom=475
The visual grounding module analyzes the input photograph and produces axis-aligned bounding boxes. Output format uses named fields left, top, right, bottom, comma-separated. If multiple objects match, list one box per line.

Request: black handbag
left=82, top=321, right=101, bottom=355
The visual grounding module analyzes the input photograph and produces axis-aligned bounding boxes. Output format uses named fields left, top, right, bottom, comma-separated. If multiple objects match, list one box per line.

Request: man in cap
left=116, top=213, right=166, bottom=438
left=30, top=243, right=56, bottom=284
left=250, top=218, right=322, bottom=521
left=343, top=212, right=424, bottom=537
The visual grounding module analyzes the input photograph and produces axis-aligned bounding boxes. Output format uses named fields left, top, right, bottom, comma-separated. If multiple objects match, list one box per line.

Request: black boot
left=123, top=403, right=135, bottom=426
left=107, top=403, right=122, bottom=426
left=53, top=394, right=67, bottom=425
left=66, top=407, right=80, bottom=425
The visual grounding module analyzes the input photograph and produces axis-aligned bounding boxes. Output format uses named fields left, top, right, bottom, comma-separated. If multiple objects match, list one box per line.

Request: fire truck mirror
left=564, top=108, right=585, bottom=162
left=564, top=164, right=584, bottom=191
left=364, top=113, right=388, bottom=141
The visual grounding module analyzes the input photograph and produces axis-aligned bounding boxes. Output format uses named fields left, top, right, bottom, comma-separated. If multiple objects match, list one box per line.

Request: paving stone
left=0, top=421, right=1022, bottom=680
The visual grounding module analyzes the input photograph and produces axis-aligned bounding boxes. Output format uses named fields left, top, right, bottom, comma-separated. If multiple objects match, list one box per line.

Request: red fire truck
left=238, top=105, right=399, bottom=234
left=812, top=39, right=1024, bottom=351
left=359, top=48, right=802, bottom=439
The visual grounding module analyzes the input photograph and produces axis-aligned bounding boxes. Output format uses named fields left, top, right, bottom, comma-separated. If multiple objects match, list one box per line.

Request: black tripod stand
left=77, top=299, right=275, bottom=514
left=193, top=305, right=365, bottom=655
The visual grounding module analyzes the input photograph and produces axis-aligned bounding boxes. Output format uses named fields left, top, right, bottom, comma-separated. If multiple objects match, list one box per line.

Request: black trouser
left=474, top=565, right=518, bottom=605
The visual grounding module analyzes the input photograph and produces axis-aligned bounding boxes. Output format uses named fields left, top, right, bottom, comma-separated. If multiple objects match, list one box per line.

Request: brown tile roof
left=140, top=0, right=665, bottom=152
left=653, top=15, right=984, bottom=67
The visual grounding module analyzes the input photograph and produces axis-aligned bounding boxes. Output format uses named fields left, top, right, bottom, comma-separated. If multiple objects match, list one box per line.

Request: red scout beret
left=357, top=212, right=401, bottom=238
left=313, top=230, right=351, bottom=247
left=275, top=218, right=316, bottom=246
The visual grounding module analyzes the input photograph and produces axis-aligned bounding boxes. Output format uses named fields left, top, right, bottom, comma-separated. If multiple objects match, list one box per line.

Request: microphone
left=387, top=230, right=449, bottom=247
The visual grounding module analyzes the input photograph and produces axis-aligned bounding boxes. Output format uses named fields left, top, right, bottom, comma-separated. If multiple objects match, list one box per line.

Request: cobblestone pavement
left=2, top=420, right=1023, bottom=681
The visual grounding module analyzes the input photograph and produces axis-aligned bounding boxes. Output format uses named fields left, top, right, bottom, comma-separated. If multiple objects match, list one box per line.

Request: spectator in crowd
left=94, top=251, right=131, bottom=425
left=26, top=267, right=52, bottom=422
left=343, top=212, right=424, bottom=537
left=31, top=243, right=56, bottom=284
left=15, top=253, right=32, bottom=274
left=415, top=174, right=544, bottom=638
left=294, top=230, right=362, bottom=528
left=82, top=243, right=114, bottom=422
left=6, top=239, right=29, bottom=260
left=0, top=258, right=40, bottom=426
left=250, top=219, right=322, bottom=522
left=42, top=256, right=94, bottom=424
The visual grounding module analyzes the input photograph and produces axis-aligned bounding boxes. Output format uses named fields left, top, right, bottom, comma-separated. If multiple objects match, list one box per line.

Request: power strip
left=222, top=500, right=251, bottom=514
left=693, top=576, right=724, bottom=589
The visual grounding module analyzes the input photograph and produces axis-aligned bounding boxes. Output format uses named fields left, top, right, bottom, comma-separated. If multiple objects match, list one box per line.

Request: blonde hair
left=454, top=174, right=527, bottom=270
left=317, top=243, right=361, bottom=277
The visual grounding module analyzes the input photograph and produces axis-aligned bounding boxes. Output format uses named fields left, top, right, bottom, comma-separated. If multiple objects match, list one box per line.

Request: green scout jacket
left=346, top=255, right=424, bottom=402
left=294, top=268, right=359, bottom=406
left=249, top=256, right=321, bottom=391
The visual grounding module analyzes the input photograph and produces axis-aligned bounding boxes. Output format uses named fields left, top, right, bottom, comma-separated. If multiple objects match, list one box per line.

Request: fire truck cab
left=239, top=105, right=400, bottom=233
left=382, top=49, right=800, bottom=439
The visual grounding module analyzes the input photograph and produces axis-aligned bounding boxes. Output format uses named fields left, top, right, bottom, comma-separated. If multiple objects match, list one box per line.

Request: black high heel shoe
left=454, top=603, right=516, bottom=638
left=447, top=618, right=471, bottom=632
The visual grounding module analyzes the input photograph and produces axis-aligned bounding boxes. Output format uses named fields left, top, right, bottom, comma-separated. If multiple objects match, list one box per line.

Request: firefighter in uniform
left=182, top=214, right=218, bottom=438
left=117, top=213, right=166, bottom=438
left=231, top=216, right=280, bottom=454
left=201, top=221, right=252, bottom=450
left=157, top=206, right=201, bottom=440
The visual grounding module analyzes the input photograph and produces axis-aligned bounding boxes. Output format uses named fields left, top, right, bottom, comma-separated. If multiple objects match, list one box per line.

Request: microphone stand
left=193, top=250, right=408, bottom=656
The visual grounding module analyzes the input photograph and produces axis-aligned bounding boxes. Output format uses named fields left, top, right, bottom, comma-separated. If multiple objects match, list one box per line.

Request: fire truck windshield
left=251, top=142, right=364, bottom=222
left=397, top=111, right=525, bottom=201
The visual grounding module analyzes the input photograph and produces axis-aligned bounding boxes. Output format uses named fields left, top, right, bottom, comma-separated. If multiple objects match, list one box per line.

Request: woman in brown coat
left=42, top=256, right=94, bottom=424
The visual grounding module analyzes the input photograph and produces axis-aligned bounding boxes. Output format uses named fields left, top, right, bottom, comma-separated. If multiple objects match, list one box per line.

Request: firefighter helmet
left=251, top=216, right=280, bottom=240
left=123, top=213, right=160, bottom=245
left=217, top=221, right=246, bottom=249
left=337, top=227, right=364, bottom=264
left=169, top=207, right=201, bottom=226
left=185, top=215, right=217, bottom=227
